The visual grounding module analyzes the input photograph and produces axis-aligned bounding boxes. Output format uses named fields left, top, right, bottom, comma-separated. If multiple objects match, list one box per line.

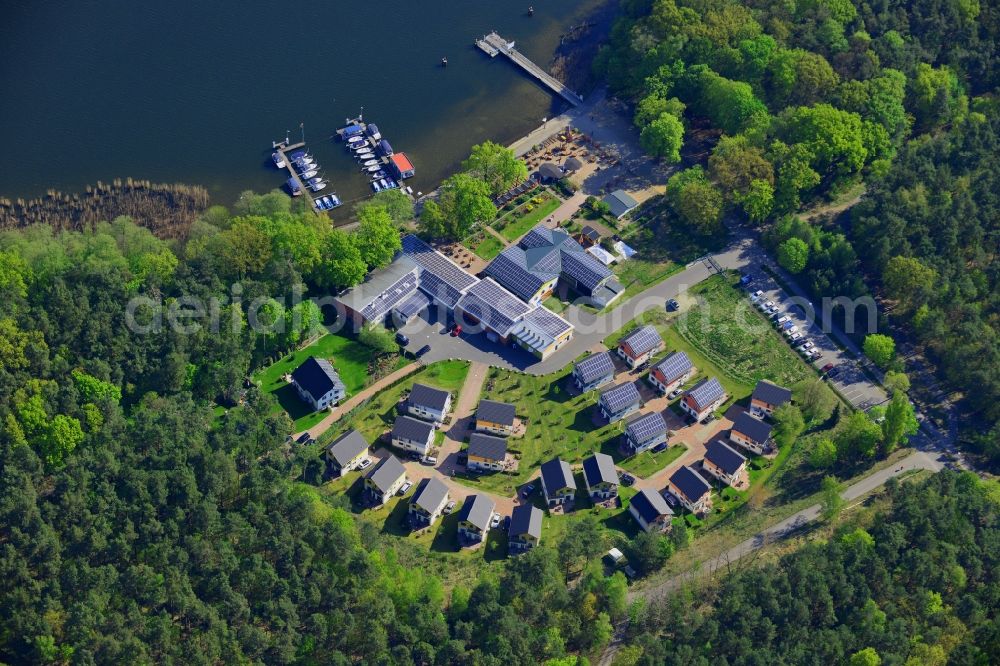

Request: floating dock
left=273, top=141, right=318, bottom=211
left=475, top=31, right=582, bottom=106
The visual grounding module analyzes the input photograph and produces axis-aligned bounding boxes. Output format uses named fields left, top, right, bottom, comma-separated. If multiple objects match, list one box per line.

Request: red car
left=821, top=363, right=835, bottom=373
left=450, top=324, right=462, bottom=337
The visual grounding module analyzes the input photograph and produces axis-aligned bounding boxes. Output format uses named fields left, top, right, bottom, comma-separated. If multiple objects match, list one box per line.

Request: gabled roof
left=653, top=351, right=693, bottom=384
left=457, top=494, right=495, bottom=531
left=574, top=352, right=616, bottom=385
left=600, top=381, right=642, bottom=414
left=393, top=289, right=431, bottom=320
left=752, top=380, right=792, bottom=408
left=510, top=504, right=542, bottom=539
left=477, top=400, right=516, bottom=427
left=327, top=429, right=368, bottom=466
left=732, top=411, right=774, bottom=443
left=455, top=278, right=532, bottom=337
left=669, top=465, right=712, bottom=502
left=335, top=256, right=419, bottom=321
left=484, top=247, right=553, bottom=301
left=510, top=306, right=573, bottom=354
left=602, top=190, right=639, bottom=218
left=625, top=411, right=667, bottom=443
left=468, top=432, right=508, bottom=461
left=392, top=415, right=434, bottom=442
left=620, top=325, right=663, bottom=357
left=540, top=457, right=576, bottom=493
left=291, top=357, right=346, bottom=402
left=705, top=440, right=748, bottom=475
left=409, top=383, right=450, bottom=411
left=687, top=377, right=726, bottom=410
left=401, top=235, right=479, bottom=309
left=368, top=455, right=406, bottom=493
left=411, top=477, right=448, bottom=513
left=582, top=453, right=619, bottom=487
left=631, top=488, right=673, bottom=522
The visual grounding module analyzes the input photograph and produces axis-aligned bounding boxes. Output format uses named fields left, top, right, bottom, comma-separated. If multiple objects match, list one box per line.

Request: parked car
left=490, top=513, right=502, bottom=528
left=620, top=473, right=636, bottom=486
left=794, top=338, right=811, bottom=349
left=415, top=344, right=432, bottom=358
left=758, top=300, right=774, bottom=311
left=669, top=388, right=683, bottom=399
left=521, top=484, right=535, bottom=498
left=444, top=500, right=457, bottom=514
left=450, top=324, right=462, bottom=337
left=421, top=455, right=438, bottom=466
left=783, top=325, right=798, bottom=336
left=749, top=290, right=764, bottom=303
left=740, top=273, right=754, bottom=286
left=821, top=363, right=836, bottom=374
left=775, top=315, right=790, bottom=326
left=398, top=481, right=413, bottom=495
left=296, top=432, right=311, bottom=444
left=806, top=349, right=822, bottom=360
left=357, top=457, right=373, bottom=470
left=701, top=414, right=716, bottom=425
left=826, top=367, right=841, bottom=378
left=788, top=331, right=803, bottom=342
left=662, top=491, right=678, bottom=506
left=766, top=304, right=779, bottom=314
left=395, top=332, right=410, bottom=346
left=651, top=442, right=668, bottom=453
left=666, top=298, right=680, bottom=311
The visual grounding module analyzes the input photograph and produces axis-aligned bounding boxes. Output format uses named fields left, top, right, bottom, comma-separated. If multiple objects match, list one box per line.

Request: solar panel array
left=485, top=248, right=548, bottom=302
left=560, top=249, right=612, bottom=291
left=456, top=279, right=531, bottom=335
left=360, top=270, right=419, bottom=320
left=600, top=381, right=642, bottom=414
left=621, top=325, right=663, bottom=356
left=522, top=307, right=572, bottom=339
left=654, top=351, right=693, bottom=384
left=626, top=411, right=667, bottom=443
left=393, top=289, right=431, bottom=320
left=575, top=352, right=615, bottom=384
left=519, top=225, right=554, bottom=249
left=688, top=377, right=725, bottom=409
left=401, top=235, right=479, bottom=308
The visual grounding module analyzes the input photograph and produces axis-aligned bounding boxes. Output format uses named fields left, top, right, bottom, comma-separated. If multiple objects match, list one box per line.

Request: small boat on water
left=365, top=164, right=381, bottom=172
left=363, top=159, right=379, bottom=166
left=367, top=124, right=381, bottom=141
left=328, top=194, right=342, bottom=208
left=314, top=197, right=329, bottom=210
left=355, top=150, right=374, bottom=158
left=300, top=169, right=319, bottom=179
left=290, top=150, right=312, bottom=160
left=352, top=142, right=371, bottom=151
left=379, top=178, right=389, bottom=190
left=372, top=181, right=382, bottom=192
left=294, top=157, right=315, bottom=168
left=371, top=170, right=387, bottom=180
left=347, top=134, right=365, bottom=142
left=272, top=152, right=286, bottom=168
left=287, top=177, right=301, bottom=196
left=308, top=178, right=327, bottom=191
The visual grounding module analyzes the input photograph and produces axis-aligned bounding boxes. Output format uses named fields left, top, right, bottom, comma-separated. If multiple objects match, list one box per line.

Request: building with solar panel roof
left=573, top=352, right=616, bottom=392
left=666, top=465, right=713, bottom=515
left=648, top=351, right=695, bottom=394
left=616, top=325, right=664, bottom=369
left=624, top=411, right=668, bottom=453
left=334, top=257, right=421, bottom=332
left=484, top=224, right=624, bottom=308
left=680, top=377, right=728, bottom=422
left=598, top=381, right=643, bottom=423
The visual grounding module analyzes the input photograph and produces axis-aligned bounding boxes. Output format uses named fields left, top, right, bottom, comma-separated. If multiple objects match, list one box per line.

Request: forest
left=618, top=472, right=1000, bottom=665
left=596, top=0, right=1000, bottom=466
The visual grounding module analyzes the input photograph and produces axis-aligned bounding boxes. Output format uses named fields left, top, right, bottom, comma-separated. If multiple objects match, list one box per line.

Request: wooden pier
left=274, top=141, right=322, bottom=212
left=475, top=32, right=582, bottom=106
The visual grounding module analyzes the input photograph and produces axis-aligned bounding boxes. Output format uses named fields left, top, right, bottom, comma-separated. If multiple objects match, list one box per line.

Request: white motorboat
left=365, top=164, right=381, bottom=172
left=307, top=178, right=327, bottom=191
left=372, top=181, right=382, bottom=192
left=272, top=152, right=286, bottom=168
left=300, top=169, right=319, bottom=179
left=363, top=159, right=379, bottom=166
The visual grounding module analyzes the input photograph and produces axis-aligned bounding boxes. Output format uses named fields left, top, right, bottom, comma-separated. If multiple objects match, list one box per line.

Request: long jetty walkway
left=475, top=32, right=582, bottom=106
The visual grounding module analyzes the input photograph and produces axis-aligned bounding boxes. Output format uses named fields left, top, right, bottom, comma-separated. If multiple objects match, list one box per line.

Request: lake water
left=0, top=0, right=605, bottom=208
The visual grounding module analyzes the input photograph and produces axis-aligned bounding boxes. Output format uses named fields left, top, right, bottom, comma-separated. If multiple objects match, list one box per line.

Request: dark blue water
left=0, top=0, right=604, bottom=208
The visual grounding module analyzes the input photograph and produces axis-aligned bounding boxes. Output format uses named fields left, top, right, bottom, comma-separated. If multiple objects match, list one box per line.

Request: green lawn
left=542, top=295, right=569, bottom=314
left=253, top=333, right=384, bottom=432
left=319, top=360, right=471, bottom=446
left=451, top=366, right=624, bottom=496
left=618, top=444, right=686, bottom=478
left=607, top=258, right=683, bottom=308
left=499, top=193, right=561, bottom=241
left=463, top=230, right=505, bottom=261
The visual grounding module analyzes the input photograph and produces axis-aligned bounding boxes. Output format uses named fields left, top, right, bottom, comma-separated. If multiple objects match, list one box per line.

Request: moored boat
left=328, top=194, right=342, bottom=208
left=272, top=152, right=286, bottom=168
left=287, top=177, right=301, bottom=196
left=365, top=164, right=381, bottom=172
left=307, top=178, right=327, bottom=191
left=363, top=159, right=379, bottom=166
left=372, top=181, right=382, bottom=192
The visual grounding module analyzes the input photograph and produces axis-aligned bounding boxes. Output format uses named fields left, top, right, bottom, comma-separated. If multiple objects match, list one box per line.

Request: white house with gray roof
left=509, top=504, right=543, bottom=553
left=325, top=429, right=369, bottom=476
left=539, top=457, right=577, bottom=508
left=290, top=357, right=346, bottom=411
left=408, top=477, right=450, bottom=529
left=391, top=415, right=435, bottom=455
left=582, top=453, right=619, bottom=501
left=629, top=488, right=673, bottom=533
left=407, top=383, right=452, bottom=423
left=624, top=411, right=668, bottom=454
left=364, top=455, right=407, bottom=505
left=457, top=494, right=496, bottom=545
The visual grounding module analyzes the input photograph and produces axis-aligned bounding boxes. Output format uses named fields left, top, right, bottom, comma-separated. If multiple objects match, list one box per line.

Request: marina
left=271, top=140, right=342, bottom=211
left=335, top=114, right=416, bottom=194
